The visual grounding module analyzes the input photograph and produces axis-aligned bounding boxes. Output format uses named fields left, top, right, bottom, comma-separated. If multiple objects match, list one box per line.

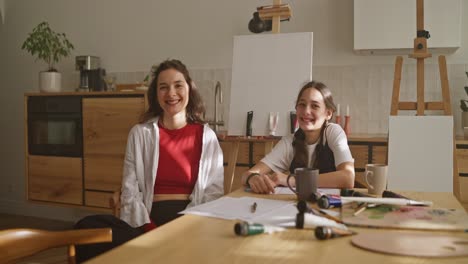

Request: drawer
left=456, top=148, right=468, bottom=174
left=85, top=191, right=114, bottom=208
left=459, top=176, right=468, bottom=203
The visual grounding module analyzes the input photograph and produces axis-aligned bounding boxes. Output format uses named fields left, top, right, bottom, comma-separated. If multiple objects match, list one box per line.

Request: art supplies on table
left=234, top=221, right=285, bottom=236
left=341, top=202, right=468, bottom=231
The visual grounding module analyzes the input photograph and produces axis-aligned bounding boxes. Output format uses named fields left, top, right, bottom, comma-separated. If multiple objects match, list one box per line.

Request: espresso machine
left=75, top=56, right=106, bottom=91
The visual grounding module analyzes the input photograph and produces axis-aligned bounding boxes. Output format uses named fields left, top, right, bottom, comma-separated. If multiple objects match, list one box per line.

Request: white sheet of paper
left=273, top=187, right=340, bottom=196
left=180, top=196, right=297, bottom=226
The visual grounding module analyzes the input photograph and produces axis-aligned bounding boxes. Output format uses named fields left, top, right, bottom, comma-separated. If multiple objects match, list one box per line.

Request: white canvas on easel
left=387, top=116, right=453, bottom=192
left=228, top=32, right=313, bottom=136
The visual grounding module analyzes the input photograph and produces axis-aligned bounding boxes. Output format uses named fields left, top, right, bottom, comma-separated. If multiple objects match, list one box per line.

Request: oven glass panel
left=30, top=120, right=77, bottom=145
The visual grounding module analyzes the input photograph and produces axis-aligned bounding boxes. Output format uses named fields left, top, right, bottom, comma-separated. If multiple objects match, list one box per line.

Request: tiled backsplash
left=63, top=63, right=467, bottom=136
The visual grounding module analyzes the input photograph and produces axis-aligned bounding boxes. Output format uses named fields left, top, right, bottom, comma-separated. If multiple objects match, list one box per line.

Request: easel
left=390, top=0, right=459, bottom=197
left=257, top=0, right=292, bottom=34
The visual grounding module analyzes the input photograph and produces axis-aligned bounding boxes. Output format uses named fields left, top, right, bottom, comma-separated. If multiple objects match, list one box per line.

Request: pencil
left=318, top=209, right=344, bottom=224
left=251, top=202, right=257, bottom=213
left=353, top=202, right=368, bottom=216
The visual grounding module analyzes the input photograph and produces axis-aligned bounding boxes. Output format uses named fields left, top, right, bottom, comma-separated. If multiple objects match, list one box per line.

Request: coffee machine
left=75, top=56, right=106, bottom=91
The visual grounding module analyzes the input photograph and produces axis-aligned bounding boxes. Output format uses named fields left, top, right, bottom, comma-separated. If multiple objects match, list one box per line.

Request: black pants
left=75, top=200, right=190, bottom=263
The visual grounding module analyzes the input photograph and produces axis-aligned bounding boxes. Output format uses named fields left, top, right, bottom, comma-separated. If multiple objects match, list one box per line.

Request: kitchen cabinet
left=25, top=91, right=146, bottom=209
left=83, top=97, right=146, bottom=207
left=28, top=155, right=82, bottom=205
left=354, top=0, right=461, bottom=54
left=456, top=137, right=468, bottom=207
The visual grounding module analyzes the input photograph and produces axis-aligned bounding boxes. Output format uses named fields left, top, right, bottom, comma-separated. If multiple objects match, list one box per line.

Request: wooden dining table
left=87, top=189, right=468, bottom=264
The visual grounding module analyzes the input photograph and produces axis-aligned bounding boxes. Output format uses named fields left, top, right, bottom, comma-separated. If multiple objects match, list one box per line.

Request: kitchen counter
left=24, top=90, right=146, bottom=96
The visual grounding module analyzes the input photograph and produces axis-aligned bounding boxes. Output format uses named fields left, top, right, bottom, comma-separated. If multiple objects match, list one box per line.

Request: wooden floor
left=0, top=213, right=75, bottom=264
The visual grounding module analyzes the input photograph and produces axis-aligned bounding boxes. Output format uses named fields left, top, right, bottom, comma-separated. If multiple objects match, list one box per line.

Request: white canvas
left=228, top=32, right=313, bottom=136
left=388, top=116, right=453, bottom=192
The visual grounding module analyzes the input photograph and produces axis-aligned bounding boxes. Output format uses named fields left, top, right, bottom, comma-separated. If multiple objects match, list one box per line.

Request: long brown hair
left=289, top=81, right=336, bottom=173
left=141, top=59, right=206, bottom=124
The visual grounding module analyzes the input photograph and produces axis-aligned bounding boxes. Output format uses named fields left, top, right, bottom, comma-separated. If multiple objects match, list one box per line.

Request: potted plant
left=21, top=22, right=74, bottom=92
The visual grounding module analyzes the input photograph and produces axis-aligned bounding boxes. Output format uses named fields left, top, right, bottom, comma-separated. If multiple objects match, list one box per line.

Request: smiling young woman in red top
left=241, top=81, right=355, bottom=194
left=75, top=59, right=224, bottom=262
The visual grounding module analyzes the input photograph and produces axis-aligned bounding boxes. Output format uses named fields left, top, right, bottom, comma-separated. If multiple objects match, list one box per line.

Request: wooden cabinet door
left=28, top=155, right=82, bottom=205
left=456, top=148, right=468, bottom=174
left=83, top=97, right=145, bottom=192
left=372, top=146, right=388, bottom=164
left=349, top=145, right=368, bottom=169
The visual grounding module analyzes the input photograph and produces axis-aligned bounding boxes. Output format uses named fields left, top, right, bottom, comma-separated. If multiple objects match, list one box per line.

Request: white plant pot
left=39, top=71, right=61, bottom=92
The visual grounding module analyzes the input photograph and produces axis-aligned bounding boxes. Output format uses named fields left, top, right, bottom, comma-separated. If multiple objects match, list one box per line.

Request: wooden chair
left=0, top=228, right=112, bottom=264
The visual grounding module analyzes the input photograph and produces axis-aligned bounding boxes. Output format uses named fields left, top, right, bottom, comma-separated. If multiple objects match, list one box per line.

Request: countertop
left=24, top=90, right=146, bottom=96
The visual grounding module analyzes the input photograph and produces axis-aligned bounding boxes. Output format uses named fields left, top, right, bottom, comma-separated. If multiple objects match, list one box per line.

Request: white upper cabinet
left=354, top=0, right=461, bottom=54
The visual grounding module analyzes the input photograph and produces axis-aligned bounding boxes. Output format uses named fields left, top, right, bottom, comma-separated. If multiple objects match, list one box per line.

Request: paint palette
left=341, top=202, right=468, bottom=231
left=352, top=232, right=468, bottom=257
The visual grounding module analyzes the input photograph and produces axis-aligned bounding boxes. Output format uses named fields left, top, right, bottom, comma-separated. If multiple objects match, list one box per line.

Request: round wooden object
left=351, top=232, right=468, bottom=257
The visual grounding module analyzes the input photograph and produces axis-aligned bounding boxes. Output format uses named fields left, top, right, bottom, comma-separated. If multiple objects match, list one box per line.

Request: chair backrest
left=0, top=228, right=112, bottom=264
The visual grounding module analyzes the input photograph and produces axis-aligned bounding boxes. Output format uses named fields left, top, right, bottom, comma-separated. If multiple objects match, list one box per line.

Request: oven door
left=28, top=113, right=83, bottom=157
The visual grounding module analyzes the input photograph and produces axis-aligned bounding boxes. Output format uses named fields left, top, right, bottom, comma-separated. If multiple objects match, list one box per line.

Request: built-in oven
left=28, top=96, right=82, bottom=157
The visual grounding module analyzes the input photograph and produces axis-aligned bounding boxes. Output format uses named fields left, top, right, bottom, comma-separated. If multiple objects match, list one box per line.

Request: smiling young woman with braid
left=241, top=81, right=355, bottom=194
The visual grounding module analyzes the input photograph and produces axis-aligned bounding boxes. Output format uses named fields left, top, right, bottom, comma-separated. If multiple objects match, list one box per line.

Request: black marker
left=314, top=226, right=356, bottom=240
left=297, top=200, right=313, bottom=214
left=289, top=111, right=297, bottom=134
left=246, top=111, right=253, bottom=137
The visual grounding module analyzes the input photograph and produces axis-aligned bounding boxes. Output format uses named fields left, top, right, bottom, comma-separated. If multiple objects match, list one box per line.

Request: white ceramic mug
left=365, top=164, right=388, bottom=195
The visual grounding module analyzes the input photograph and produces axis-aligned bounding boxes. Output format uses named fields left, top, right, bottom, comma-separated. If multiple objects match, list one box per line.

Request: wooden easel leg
left=416, top=58, right=425, bottom=115
left=272, top=0, right=281, bottom=33
left=438, top=55, right=452, bottom=115
left=225, top=141, right=240, bottom=194
left=391, top=56, right=403, bottom=116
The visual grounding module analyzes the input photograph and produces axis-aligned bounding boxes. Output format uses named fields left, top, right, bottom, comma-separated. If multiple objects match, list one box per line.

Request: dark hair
left=141, top=59, right=206, bottom=124
left=289, top=81, right=336, bottom=173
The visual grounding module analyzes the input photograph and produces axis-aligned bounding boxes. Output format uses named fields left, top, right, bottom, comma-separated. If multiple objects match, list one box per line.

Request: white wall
left=0, top=0, right=467, bottom=221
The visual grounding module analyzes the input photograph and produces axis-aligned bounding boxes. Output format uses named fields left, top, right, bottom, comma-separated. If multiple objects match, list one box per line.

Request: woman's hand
left=247, top=173, right=276, bottom=194
left=269, top=171, right=291, bottom=187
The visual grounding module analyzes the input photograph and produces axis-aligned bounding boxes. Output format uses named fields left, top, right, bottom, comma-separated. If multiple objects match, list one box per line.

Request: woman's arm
left=241, top=162, right=279, bottom=194
left=320, top=124, right=355, bottom=188
left=120, top=125, right=151, bottom=227
left=318, top=161, right=355, bottom=188
left=199, top=129, right=224, bottom=203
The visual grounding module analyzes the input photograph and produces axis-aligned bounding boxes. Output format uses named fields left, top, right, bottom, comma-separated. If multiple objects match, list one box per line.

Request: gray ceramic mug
left=287, top=168, right=319, bottom=201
